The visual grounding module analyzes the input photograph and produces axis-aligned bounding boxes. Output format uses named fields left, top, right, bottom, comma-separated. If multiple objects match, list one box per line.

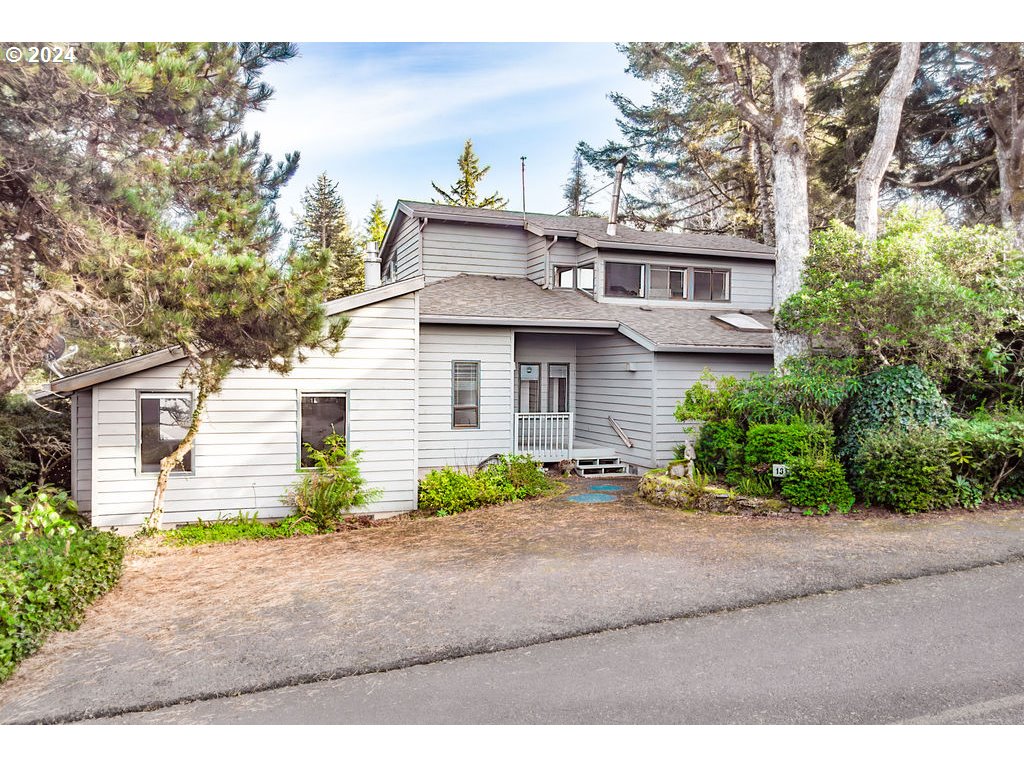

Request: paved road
left=97, top=561, right=1024, bottom=724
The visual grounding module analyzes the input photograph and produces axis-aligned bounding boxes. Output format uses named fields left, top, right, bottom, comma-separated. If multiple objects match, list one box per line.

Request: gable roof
left=388, top=200, right=775, bottom=260
left=418, top=275, right=774, bottom=353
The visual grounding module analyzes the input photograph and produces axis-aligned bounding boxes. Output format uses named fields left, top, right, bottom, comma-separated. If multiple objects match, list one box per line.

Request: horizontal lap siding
left=526, top=234, right=547, bottom=285
left=72, top=391, right=92, bottom=515
left=418, top=324, right=513, bottom=470
left=575, top=334, right=655, bottom=468
left=422, top=222, right=528, bottom=282
left=393, top=216, right=421, bottom=281
left=88, top=295, right=419, bottom=530
left=653, top=352, right=773, bottom=465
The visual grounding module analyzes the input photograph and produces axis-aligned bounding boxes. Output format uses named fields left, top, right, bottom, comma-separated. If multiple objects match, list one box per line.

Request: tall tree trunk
left=766, top=44, right=811, bottom=365
left=855, top=42, right=921, bottom=239
left=753, top=132, right=775, bottom=246
left=994, top=137, right=1024, bottom=247
left=144, top=374, right=212, bottom=532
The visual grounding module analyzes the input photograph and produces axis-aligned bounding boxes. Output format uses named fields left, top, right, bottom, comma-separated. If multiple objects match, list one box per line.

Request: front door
left=518, top=362, right=541, bottom=413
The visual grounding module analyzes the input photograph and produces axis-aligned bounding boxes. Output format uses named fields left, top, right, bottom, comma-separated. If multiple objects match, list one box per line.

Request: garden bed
left=638, top=471, right=790, bottom=516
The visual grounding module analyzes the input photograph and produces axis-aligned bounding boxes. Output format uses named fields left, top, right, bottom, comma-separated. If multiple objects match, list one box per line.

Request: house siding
left=418, top=323, right=513, bottom=471
left=71, top=390, right=92, bottom=516
left=575, top=333, right=655, bottom=468
left=421, top=221, right=528, bottom=282
left=653, top=351, right=773, bottom=465
left=393, top=215, right=422, bottom=282
left=87, top=295, right=419, bottom=530
left=526, top=233, right=548, bottom=285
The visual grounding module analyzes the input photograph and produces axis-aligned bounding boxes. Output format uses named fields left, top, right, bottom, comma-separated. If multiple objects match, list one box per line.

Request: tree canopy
left=292, top=172, right=363, bottom=299
left=431, top=139, right=507, bottom=209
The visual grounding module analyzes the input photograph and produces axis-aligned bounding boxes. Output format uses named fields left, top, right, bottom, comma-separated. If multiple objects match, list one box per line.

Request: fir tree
left=292, top=172, right=363, bottom=299
left=563, top=151, right=596, bottom=216
left=364, top=198, right=389, bottom=248
left=431, top=139, right=507, bottom=209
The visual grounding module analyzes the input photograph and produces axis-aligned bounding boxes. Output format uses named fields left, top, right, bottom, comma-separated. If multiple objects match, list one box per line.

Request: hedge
left=0, top=530, right=126, bottom=682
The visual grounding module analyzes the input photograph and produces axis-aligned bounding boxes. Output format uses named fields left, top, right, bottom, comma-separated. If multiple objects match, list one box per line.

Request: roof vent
left=713, top=313, right=771, bottom=332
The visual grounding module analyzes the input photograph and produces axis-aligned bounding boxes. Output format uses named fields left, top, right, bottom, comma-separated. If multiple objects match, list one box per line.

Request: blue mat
left=590, top=484, right=624, bottom=491
left=566, top=493, right=617, bottom=503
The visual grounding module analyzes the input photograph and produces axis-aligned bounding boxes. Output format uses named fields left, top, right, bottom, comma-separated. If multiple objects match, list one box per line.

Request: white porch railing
left=514, top=412, right=573, bottom=462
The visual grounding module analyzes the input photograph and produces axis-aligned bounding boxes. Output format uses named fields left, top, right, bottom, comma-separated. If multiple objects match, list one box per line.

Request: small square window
left=554, top=265, right=574, bottom=289
left=577, top=264, right=595, bottom=292
left=693, top=268, right=730, bottom=301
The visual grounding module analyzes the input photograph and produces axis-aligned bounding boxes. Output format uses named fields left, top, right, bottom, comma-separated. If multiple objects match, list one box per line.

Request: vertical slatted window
left=649, top=267, right=688, bottom=300
left=693, top=268, right=731, bottom=301
left=548, top=363, right=569, bottom=412
left=452, top=361, right=480, bottom=428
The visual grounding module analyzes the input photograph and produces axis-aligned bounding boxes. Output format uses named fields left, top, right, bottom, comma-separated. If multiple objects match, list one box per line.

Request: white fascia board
left=614, top=323, right=657, bottom=351
left=323, top=276, right=425, bottom=316
left=51, top=346, right=188, bottom=394
left=653, top=343, right=774, bottom=355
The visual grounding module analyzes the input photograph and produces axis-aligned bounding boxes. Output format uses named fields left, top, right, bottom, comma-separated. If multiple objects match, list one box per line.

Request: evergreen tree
left=0, top=42, right=347, bottom=528
left=562, top=151, right=596, bottom=216
left=292, top=172, right=363, bottom=299
left=431, top=139, right=507, bottom=209
left=364, top=198, right=389, bottom=249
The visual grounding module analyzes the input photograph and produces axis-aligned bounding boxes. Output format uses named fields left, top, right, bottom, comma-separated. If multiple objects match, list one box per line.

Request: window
left=692, top=268, right=730, bottom=301
left=604, top=262, right=645, bottom=297
left=576, top=264, right=595, bottom=293
left=517, top=362, right=540, bottom=413
left=299, top=393, right=347, bottom=467
left=553, top=265, right=574, bottom=289
left=452, top=361, right=480, bottom=428
left=139, top=392, right=193, bottom=473
left=648, top=267, right=688, bottom=301
left=548, top=363, right=569, bottom=412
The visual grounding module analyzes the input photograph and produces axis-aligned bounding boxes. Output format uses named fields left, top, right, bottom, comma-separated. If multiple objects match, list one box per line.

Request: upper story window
left=649, top=267, right=687, bottom=301
left=553, top=265, right=574, bottom=289
left=577, top=264, right=595, bottom=293
left=601, top=261, right=732, bottom=303
left=605, top=262, right=645, bottom=298
left=693, top=268, right=730, bottom=301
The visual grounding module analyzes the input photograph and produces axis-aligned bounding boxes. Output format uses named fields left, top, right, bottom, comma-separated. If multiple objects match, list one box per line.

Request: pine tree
left=562, top=151, right=596, bottom=216
left=292, top=173, right=363, bottom=299
left=431, top=139, right=507, bottom=209
left=364, top=198, right=389, bottom=248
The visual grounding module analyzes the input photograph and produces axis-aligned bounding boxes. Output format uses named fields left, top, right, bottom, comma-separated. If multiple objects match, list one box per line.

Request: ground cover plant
left=1, top=484, right=125, bottom=683
left=162, top=511, right=319, bottom=547
left=418, top=454, right=555, bottom=516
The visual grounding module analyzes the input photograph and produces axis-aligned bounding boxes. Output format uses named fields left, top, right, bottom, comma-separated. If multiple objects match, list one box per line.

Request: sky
left=245, top=43, right=652, bottom=238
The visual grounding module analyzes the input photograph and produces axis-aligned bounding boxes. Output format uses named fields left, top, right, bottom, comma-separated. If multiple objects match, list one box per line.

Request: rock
left=638, top=471, right=794, bottom=516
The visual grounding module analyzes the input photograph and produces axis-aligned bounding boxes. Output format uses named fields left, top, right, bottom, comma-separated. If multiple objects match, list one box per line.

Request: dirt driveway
left=3, top=477, right=1024, bottom=723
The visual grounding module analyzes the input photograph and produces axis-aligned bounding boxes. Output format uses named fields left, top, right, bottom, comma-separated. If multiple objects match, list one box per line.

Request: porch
left=512, top=411, right=633, bottom=468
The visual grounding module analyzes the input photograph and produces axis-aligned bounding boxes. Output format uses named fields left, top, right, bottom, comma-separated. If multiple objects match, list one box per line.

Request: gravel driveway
left=3, top=476, right=1024, bottom=724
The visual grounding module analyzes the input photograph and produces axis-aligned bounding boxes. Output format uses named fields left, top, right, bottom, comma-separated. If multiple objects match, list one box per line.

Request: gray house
left=52, top=201, right=775, bottom=530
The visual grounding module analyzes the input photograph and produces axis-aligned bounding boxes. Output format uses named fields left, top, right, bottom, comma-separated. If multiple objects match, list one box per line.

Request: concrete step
left=576, top=462, right=630, bottom=477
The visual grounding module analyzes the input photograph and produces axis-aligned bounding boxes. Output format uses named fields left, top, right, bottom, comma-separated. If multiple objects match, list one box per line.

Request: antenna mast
left=520, top=155, right=527, bottom=223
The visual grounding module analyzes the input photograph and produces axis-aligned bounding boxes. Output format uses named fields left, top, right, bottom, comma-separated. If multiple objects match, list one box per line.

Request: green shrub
left=0, top=396, right=71, bottom=496
left=744, top=420, right=833, bottom=471
left=948, top=417, right=1024, bottom=500
left=693, top=419, right=744, bottom=475
left=838, top=365, right=952, bottom=467
left=780, top=454, right=854, bottom=513
left=0, top=528, right=125, bottom=682
left=854, top=428, right=956, bottom=514
left=418, top=455, right=552, bottom=516
left=953, top=475, right=984, bottom=509
left=734, top=474, right=775, bottom=497
left=674, top=370, right=743, bottom=424
left=2, top=484, right=80, bottom=542
left=283, top=433, right=382, bottom=532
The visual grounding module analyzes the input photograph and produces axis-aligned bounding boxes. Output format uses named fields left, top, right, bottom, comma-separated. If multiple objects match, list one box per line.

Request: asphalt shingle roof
left=418, top=275, right=774, bottom=350
left=398, top=200, right=775, bottom=257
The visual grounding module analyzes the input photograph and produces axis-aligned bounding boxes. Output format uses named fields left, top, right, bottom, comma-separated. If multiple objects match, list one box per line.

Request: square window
left=139, top=393, right=193, bottom=473
left=577, top=264, right=595, bottom=292
left=554, top=265, right=574, bottom=289
left=604, top=262, right=645, bottom=298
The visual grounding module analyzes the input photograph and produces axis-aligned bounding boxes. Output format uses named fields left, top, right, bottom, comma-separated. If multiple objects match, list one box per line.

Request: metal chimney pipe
left=363, top=241, right=382, bottom=290
left=607, top=156, right=627, bottom=237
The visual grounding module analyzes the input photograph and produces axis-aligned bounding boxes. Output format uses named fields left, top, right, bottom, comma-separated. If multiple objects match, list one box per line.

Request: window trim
left=297, top=390, right=350, bottom=470
left=451, top=361, right=481, bottom=430
left=604, top=261, right=647, bottom=298
left=547, top=362, right=570, bottom=413
left=136, top=390, right=196, bottom=477
left=517, top=361, right=542, bottom=414
left=552, top=264, right=575, bottom=289
left=648, top=266, right=689, bottom=301
left=691, top=267, right=732, bottom=302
